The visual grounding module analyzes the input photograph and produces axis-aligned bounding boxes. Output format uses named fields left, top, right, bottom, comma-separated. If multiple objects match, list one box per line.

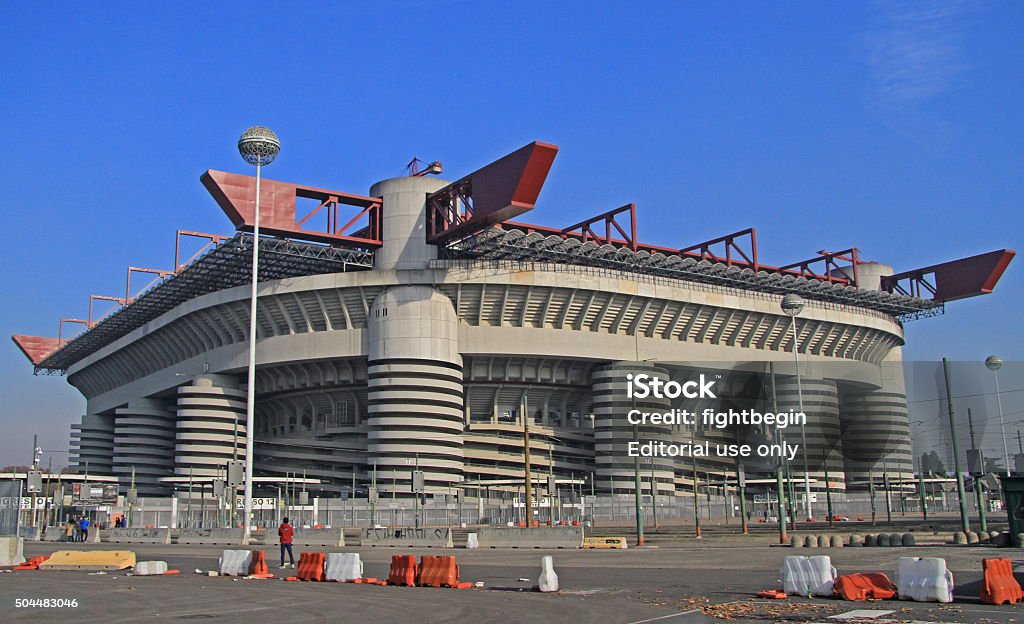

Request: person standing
left=278, top=517, right=295, bottom=568
left=65, top=519, right=75, bottom=542
left=79, top=516, right=90, bottom=542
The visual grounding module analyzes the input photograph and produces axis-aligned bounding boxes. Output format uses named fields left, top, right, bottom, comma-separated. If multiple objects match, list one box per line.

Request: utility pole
left=523, top=396, right=533, bottom=528
left=824, top=453, right=834, bottom=527
left=917, top=459, right=927, bottom=521
left=869, top=473, right=877, bottom=526
left=650, top=461, right=659, bottom=530
left=370, top=464, right=377, bottom=528
left=898, top=471, right=906, bottom=516
left=548, top=444, right=555, bottom=527
left=775, top=465, right=787, bottom=543
left=412, top=455, right=420, bottom=530
left=769, top=362, right=797, bottom=531
left=883, top=457, right=892, bottom=524
left=770, top=363, right=787, bottom=543
left=967, top=408, right=987, bottom=532
left=943, top=357, right=971, bottom=534
left=692, top=454, right=701, bottom=538
left=129, top=466, right=135, bottom=528
left=632, top=422, right=644, bottom=546
left=738, top=463, right=748, bottom=534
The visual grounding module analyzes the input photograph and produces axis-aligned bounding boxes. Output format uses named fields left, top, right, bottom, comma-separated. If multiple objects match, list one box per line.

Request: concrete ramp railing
left=177, top=528, right=245, bottom=545
left=362, top=527, right=453, bottom=548
left=291, top=528, right=345, bottom=547
left=476, top=526, right=584, bottom=548
left=108, top=528, right=172, bottom=544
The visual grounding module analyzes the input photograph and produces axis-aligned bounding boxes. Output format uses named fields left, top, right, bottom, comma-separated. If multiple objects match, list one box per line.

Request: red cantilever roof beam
left=880, top=249, right=1015, bottom=302
left=426, top=141, right=559, bottom=244
left=88, top=295, right=126, bottom=327
left=176, top=230, right=230, bottom=271
left=126, top=267, right=173, bottom=303
left=778, top=248, right=860, bottom=287
left=200, top=170, right=383, bottom=248
left=679, top=228, right=759, bottom=272
left=560, top=204, right=638, bottom=251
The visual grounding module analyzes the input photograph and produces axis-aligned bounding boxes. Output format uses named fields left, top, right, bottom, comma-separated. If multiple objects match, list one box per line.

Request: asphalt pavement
left=2, top=536, right=1023, bottom=623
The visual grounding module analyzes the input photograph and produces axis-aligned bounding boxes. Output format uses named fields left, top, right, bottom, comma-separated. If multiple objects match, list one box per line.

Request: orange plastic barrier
left=981, top=558, right=1023, bottom=605
left=418, top=556, right=460, bottom=588
left=388, top=555, right=418, bottom=586
left=296, top=552, right=326, bottom=582
left=248, top=550, right=269, bottom=576
left=833, top=573, right=897, bottom=601
left=13, top=556, right=49, bottom=571
left=164, top=569, right=181, bottom=575
left=756, top=590, right=787, bottom=599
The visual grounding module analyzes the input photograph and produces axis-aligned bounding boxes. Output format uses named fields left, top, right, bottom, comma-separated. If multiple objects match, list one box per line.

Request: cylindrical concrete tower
left=370, top=176, right=449, bottom=271
left=367, top=285, right=464, bottom=494
left=113, top=398, right=175, bottom=494
left=174, top=374, right=246, bottom=477
left=774, top=375, right=846, bottom=491
left=831, top=262, right=894, bottom=291
left=839, top=349, right=913, bottom=485
left=71, top=413, right=114, bottom=475
left=591, top=362, right=675, bottom=495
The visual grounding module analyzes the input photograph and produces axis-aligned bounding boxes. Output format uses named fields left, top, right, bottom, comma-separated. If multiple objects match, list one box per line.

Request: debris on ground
left=701, top=601, right=839, bottom=621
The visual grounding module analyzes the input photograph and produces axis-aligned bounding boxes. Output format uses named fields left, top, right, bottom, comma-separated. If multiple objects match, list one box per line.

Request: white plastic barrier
left=538, top=555, right=559, bottom=592
left=466, top=533, right=479, bottom=549
left=325, top=553, right=363, bottom=581
left=135, top=561, right=169, bottom=576
left=218, top=549, right=253, bottom=576
left=0, top=537, right=26, bottom=566
left=895, top=557, right=954, bottom=603
left=781, top=555, right=837, bottom=597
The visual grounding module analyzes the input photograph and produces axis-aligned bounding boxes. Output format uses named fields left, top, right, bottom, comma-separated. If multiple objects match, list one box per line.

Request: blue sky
left=0, top=1, right=1020, bottom=467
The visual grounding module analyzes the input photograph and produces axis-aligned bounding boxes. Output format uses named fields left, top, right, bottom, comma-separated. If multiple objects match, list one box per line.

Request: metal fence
left=0, top=480, right=22, bottom=536
left=11, top=487, right=994, bottom=531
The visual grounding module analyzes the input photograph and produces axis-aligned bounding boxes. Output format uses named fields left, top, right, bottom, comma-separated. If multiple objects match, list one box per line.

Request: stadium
left=12, top=139, right=1014, bottom=510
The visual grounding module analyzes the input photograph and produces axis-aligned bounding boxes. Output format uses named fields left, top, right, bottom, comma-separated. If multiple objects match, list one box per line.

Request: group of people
left=63, top=516, right=91, bottom=542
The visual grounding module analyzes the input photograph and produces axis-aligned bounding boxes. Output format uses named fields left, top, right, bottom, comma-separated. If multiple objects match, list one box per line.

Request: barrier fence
left=13, top=488, right=976, bottom=531
left=1, top=480, right=22, bottom=536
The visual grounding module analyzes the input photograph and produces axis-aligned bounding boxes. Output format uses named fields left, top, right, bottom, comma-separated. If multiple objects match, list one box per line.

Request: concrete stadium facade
left=52, top=172, right=918, bottom=500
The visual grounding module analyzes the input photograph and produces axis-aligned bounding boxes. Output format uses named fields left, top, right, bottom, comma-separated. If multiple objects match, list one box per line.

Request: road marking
left=829, top=610, right=894, bottom=620
left=625, top=608, right=701, bottom=624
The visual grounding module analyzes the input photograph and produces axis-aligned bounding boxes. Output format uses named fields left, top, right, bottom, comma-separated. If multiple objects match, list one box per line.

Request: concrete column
left=174, top=374, right=247, bottom=478
left=773, top=374, right=845, bottom=492
left=113, top=398, right=175, bottom=495
left=839, top=348, right=913, bottom=486
left=370, top=176, right=450, bottom=271
left=72, top=413, right=115, bottom=476
left=367, top=286, right=464, bottom=493
left=591, top=362, right=675, bottom=496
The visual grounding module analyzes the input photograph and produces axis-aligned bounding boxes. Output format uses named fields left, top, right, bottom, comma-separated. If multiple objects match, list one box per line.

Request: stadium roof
left=29, top=234, right=372, bottom=374
left=444, top=226, right=941, bottom=318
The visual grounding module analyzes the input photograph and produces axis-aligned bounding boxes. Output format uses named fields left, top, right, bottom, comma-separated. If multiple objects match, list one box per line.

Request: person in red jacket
left=278, top=517, right=295, bottom=568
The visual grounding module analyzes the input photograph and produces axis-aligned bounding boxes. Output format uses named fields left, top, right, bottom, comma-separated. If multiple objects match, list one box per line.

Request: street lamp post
left=781, top=294, right=812, bottom=521
left=986, top=356, right=1010, bottom=477
left=237, top=126, right=280, bottom=545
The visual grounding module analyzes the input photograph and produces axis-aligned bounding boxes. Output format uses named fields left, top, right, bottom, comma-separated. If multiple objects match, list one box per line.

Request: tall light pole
left=986, top=356, right=1010, bottom=477
left=781, top=293, right=812, bottom=521
left=237, top=126, right=280, bottom=544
